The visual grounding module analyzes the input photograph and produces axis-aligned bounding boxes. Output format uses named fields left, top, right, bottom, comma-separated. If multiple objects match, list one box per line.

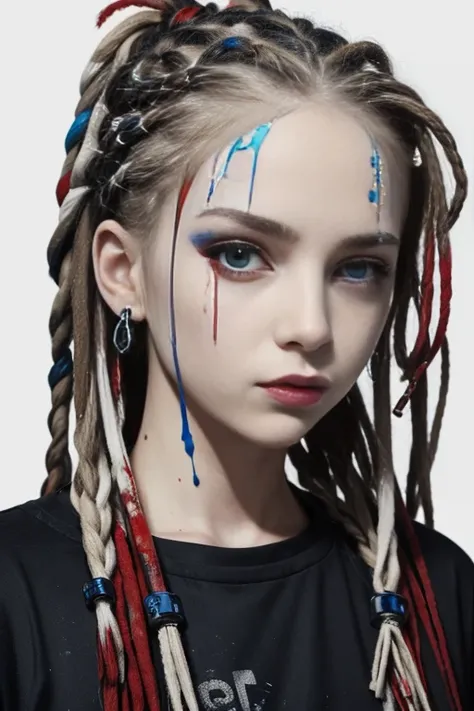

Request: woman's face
left=142, top=105, right=406, bottom=448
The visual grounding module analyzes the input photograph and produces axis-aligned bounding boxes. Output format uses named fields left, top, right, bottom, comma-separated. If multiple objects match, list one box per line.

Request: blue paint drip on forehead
left=207, top=122, right=273, bottom=209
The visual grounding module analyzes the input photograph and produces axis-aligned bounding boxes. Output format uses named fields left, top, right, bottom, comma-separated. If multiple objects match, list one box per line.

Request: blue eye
left=189, top=233, right=269, bottom=279
left=221, top=245, right=254, bottom=269
left=210, top=243, right=265, bottom=273
left=337, top=260, right=389, bottom=284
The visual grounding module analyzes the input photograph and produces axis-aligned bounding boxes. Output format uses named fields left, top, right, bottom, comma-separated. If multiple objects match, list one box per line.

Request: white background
left=1, top=0, right=473, bottom=558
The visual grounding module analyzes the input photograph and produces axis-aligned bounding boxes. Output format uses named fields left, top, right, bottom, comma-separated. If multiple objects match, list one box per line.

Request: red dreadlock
left=394, top=233, right=452, bottom=416
left=396, top=489, right=462, bottom=711
left=97, top=0, right=201, bottom=29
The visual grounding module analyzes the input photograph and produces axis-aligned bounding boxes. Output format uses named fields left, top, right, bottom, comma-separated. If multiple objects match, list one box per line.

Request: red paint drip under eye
left=211, top=262, right=219, bottom=344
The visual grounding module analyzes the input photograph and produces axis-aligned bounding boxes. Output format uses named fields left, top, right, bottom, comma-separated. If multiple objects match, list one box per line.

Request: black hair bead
left=144, top=592, right=185, bottom=629
left=370, top=592, right=408, bottom=629
left=83, top=577, right=116, bottom=610
left=113, top=113, right=147, bottom=147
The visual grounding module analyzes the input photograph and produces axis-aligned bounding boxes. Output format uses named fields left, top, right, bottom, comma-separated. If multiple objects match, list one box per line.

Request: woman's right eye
left=207, top=243, right=265, bottom=272
left=190, top=233, right=271, bottom=280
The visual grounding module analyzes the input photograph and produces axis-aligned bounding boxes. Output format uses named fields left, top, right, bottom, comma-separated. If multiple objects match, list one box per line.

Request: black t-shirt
left=0, top=488, right=473, bottom=710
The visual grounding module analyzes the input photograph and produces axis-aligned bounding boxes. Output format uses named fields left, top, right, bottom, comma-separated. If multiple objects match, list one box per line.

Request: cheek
left=147, top=251, right=255, bottom=375
left=332, top=289, right=392, bottom=371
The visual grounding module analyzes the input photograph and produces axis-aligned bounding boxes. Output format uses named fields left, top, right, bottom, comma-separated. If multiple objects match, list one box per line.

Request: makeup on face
left=189, top=214, right=398, bottom=287
left=162, top=107, right=404, bottom=467
left=207, top=123, right=273, bottom=209
left=256, top=374, right=331, bottom=409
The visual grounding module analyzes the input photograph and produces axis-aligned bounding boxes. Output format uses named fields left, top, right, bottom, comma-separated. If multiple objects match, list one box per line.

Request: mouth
left=257, top=374, right=330, bottom=408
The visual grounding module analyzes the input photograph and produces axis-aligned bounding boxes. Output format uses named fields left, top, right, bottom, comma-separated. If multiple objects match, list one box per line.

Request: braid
left=46, top=11, right=176, bottom=710
left=43, top=2, right=468, bottom=710
left=42, top=251, right=74, bottom=494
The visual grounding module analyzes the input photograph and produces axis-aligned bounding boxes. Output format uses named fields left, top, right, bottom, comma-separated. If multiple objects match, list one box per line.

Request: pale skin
left=93, top=104, right=407, bottom=548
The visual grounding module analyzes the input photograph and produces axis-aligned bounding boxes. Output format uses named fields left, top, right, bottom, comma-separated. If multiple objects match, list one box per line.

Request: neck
left=129, top=365, right=309, bottom=548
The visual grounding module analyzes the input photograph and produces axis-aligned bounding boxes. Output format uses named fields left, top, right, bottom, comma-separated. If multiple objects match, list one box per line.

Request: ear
left=92, top=219, right=146, bottom=321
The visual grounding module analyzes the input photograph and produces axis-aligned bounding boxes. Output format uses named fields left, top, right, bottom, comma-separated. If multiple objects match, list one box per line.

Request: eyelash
left=334, top=259, right=392, bottom=286
left=196, top=239, right=270, bottom=280
left=194, top=237, right=392, bottom=286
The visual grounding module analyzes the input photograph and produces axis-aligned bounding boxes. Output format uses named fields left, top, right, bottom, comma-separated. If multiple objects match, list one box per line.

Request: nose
left=274, top=274, right=333, bottom=354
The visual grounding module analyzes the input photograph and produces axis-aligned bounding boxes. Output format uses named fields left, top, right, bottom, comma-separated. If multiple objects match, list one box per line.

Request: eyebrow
left=197, top=207, right=399, bottom=248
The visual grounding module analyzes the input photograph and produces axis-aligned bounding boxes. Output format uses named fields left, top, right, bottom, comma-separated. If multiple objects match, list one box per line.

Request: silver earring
left=113, top=307, right=133, bottom=354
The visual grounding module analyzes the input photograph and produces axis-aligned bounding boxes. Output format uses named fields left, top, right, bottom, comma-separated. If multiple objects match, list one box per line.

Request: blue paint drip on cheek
left=170, top=333, right=201, bottom=487
left=169, top=190, right=201, bottom=487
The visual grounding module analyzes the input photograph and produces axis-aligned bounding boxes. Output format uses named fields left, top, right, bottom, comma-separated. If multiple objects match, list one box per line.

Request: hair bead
left=83, top=577, right=116, bottom=610
left=48, top=349, right=73, bottom=389
left=144, top=592, right=185, bottom=629
left=370, top=592, right=408, bottom=629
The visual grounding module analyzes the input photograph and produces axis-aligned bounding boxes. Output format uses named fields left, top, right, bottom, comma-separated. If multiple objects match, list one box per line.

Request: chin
left=232, top=411, right=318, bottom=450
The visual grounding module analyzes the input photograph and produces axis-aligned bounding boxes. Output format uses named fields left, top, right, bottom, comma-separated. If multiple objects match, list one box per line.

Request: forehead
left=186, top=104, right=406, bottom=240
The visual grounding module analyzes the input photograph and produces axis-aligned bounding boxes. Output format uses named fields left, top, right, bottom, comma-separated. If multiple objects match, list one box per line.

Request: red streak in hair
left=113, top=522, right=161, bottom=710
left=97, top=0, right=166, bottom=28
left=171, top=6, right=201, bottom=25
left=98, top=628, right=120, bottom=711
left=411, top=233, right=435, bottom=366
left=430, top=242, right=452, bottom=360
left=394, top=235, right=452, bottom=416
left=400, top=571, right=427, bottom=691
left=99, top=176, right=197, bottom=710
left=113, top=565, right=140, bottom=710
left=121, top=460, right=166, bottom=591
left=391, top=677, right=409, bottom=711
left=56, top=171, right=71, bottom=207
left=111, top=356, right=122, bottom=400
left=396, top=490, right=462, bottom=711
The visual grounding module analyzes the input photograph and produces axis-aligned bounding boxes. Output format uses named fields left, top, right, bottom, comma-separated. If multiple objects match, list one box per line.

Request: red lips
left=258, top=374, right=330, bottom=408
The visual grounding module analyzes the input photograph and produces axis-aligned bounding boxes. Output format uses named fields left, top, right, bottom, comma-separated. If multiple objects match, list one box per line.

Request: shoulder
left=0, top=488, right=83, bottom=609
left=411, top=520, right=474, bottom=624
left=412, top=520, right=474, bottom=584
left=406, top=521, right=474, bottom=617
left=0, top=490, right=98, bottom=710
left=0, top=486, right=82, bottom=550
left=410, top=523, right=474, bottom=704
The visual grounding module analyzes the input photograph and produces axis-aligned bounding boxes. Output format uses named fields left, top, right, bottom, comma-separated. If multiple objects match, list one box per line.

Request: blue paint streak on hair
left=169, top=204, right=200, bottom=487
left=222, top=36, right=242, bottom=50
left=65, top=108, right=93, bottom=153
left=207, top=122, right=273, bottom=208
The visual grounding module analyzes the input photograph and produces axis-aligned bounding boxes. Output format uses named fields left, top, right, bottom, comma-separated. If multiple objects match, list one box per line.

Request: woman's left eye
left=335, top=259, right=390, bottom=284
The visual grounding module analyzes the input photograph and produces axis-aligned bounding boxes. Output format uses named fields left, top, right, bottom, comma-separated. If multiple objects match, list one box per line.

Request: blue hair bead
left=144, top=592, right=185, bottom=629
left=48, top=348, right=73, bottom=390
left=368, top=188, right=377, bottom=203
left=370, top=592, right=408, bottom=629
left=65, top=109, right=93, bottom=153
left=83, top=577, right=116, bottom=610
left=222, top=36, right=242, bottom=49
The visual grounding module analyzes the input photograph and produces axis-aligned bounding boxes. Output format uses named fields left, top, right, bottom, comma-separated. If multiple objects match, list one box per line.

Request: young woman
left=0, top=1, right=472, bottom=710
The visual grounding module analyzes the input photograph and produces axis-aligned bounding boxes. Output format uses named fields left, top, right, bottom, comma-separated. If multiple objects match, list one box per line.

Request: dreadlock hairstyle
left=42, top=1, right=468, bottom=709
